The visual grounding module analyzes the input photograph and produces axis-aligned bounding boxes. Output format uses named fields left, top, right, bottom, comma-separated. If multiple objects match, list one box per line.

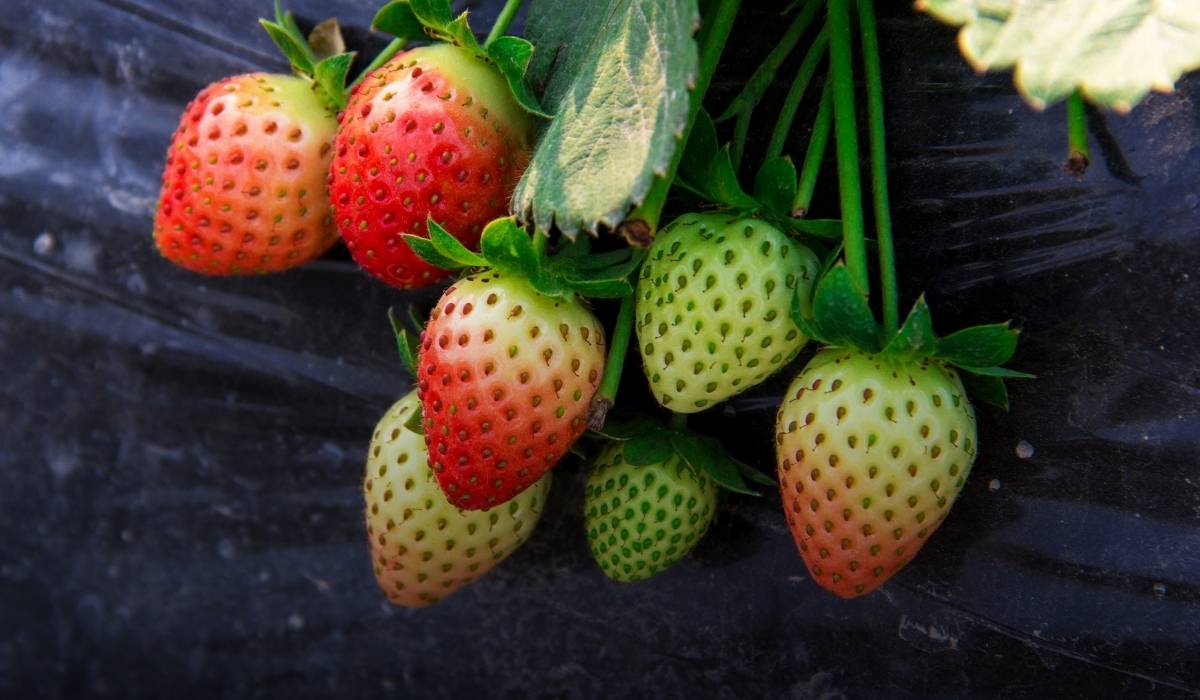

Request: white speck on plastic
left=988, top=479, right=1001, bottom=491
left=1153, top=583, right=1167, bottom=598
left=217, top=538, right=236, bottom=560
left=1016, top=440, right=1035, bottom=459
left=34, top=232, right=55, bottom=255
left=287, top=613, right=304, bottom=630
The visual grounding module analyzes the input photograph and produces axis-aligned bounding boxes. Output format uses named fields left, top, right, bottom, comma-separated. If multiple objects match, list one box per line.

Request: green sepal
left=371, top=1, right=426, bottom=40
left=313, top=52, right=356, bottom=111
left=754, top=157, right=798, bottom=217
left=740, top=461, right=778, bottom=488
left=589, top=414, right=656, bottom=441
left=708, top=146, right=760, bottom=211
left=670, top=433, right=756, bottom=496
left=428, top=218, right=488, bottom=267
left=936, top=323, right=1021, bottom=368
left=677, top=109, right=720, bottom=190
left=884, top=295, right=935, bottom=358
left=572, top=247, right=630, bottom=270
left=402, top=234, right=466, bottom=271
left=786, top=218, right=843, bottom=241
left=409, top=0, right=456, bottom=32
left=624, top=431, right=674, bottom=466
left=959, top=371, right=1009, bottom=411
left=480, top=217, right=542, bottom=278
left=954, top=365, right=1035, bottom=379
left=565, top=278, right=633, bottom=299
left=487, top=37, right=551, bottom=118
left=260, top=19, right=315, bottom=76
left=387, top=307, right=421, bottom=377
left=404, top=404, right=426, bottom=434
left=790, top=284, right=827, bottom=344
left=810, top=265, right=882, bottom=352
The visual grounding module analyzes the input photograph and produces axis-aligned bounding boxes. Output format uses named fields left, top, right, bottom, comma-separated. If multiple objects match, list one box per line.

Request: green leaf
left=403, top=235, right=465, bottom=271
left=955, top=365, right=1035, bottom=379
left=917, top=0, right=1200, bottom=112
left=442, top=12, right=486, bottom=55
left=404, top=404, right=426, bottom=434
left=787, top=218, right=843, bottom=241
left=790, top=286, right=826, bottom=344
left=313, top=53, right=355, bottom=111
left=754, top=157, right=798, bottom=216
left=409, top=0, right=454, bottom=28
left=387, top=307, right=421, bottom=377
left=624, top=431, right=674, bottom=466
left=516, top=0, right=701, bottom=237
left=487, top=37, right=551, bottom=117
left=427, top=217, right=488, bottom=267
left=936, top=323, right=1019, bottom=368
left=566, top=278, right=633, bottom=299
left=884, top=295, right=935, bottom=358
left=959, top=371, right=1009, bottom=411
left=738, top=459, right=777, bottom=488
left=371, top=1, right=427, bottom=40
left=811, top=265, right=881, bottom=352
left=479, top=218, right=540, bottom=280
left=307, top=18, right=346, bottom=61
left=260, top=20, right=315, bottom=75
left=670, top=433, right=757, bottom=496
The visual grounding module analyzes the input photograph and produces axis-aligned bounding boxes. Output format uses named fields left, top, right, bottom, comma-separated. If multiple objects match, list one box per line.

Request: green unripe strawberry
left=583, top=441, right=719, bottom=582
left=775, top=349, right=977, bottom=598
left=635, top=212, right=819, bottom=413
left=364, top=391, right=550, bottom=607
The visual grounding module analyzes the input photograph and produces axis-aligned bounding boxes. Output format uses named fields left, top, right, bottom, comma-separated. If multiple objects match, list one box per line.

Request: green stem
left=349, top=38, right=407, bottom=90
left=1066, top=89, right=1090, bottom=175
left=596, top=293, right=635, bottom=406
left=618, top=0, right=741, bottom=245
left=827, top=0, right=869, bottom=295
left=532, top=228, right=548, bottom=258
left=485, top=0, right=525, bottom=48
left=669, top=413, right=687, bottom=431
left=765, top=26, right=829, bottom=162
left=731, top=107, right=751, bottom=170
left=857, top=0, right=897, bottom=334
left=792, top=78, right=832, bottom=216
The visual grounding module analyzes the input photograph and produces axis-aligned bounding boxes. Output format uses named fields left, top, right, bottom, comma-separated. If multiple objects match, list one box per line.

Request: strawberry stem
left=765, top=26, right=828, bottom=163
left=589, top=292, right=636, bottom=430
left=485, top=0, right=525, bottom=49
left=1066, top=89, right=1090, bottom=176
left=827, top=0, right=869, bottom=296
left=792, top=78, right=831, bottom=217
left=349, top=38, right=407, bottom=90
left=857, top=0, right=898, bottom=334
left=618, top=0, right=741, bottom=245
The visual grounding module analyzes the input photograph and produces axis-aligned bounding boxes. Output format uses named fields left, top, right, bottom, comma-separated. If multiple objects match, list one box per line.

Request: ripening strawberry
left=584, top=442, right=719, bottom=582
left=154, top=73, right=338, bottom=274
left=418, top=270, right=605, bottom=509
left=775, top=349, right=978, bottom=598
left=636, top=212, right=819, bottom=413
left=330, top=44, right=532, bottom=288
left=365, top=391, right=550, bottom=607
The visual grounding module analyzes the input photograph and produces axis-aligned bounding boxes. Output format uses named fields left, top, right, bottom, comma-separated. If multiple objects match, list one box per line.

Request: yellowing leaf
left=918, top=0, right=1200, bottom=111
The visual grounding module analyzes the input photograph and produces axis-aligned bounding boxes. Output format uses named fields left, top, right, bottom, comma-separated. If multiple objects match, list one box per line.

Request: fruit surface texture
left=331, top=44, right=532, bottom=288
left=154, top=73, right=338, bottom=274
left=775, top=349, right=977, bottom=597
left=636, top=212, right=819, bottom=413
left=418, top=271, right=605, bottom=509
left=584, top=442, right=719, bottom=582
left=365, top=391, right=550, bottom=607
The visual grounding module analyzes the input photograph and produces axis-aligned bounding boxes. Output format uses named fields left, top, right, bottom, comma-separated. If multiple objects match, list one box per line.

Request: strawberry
left=329, top=44, right=532, bottom=288
left=774, top=348, right=978, bottom=598
left=417, top=269, right=606, bottom=509
left=153, top=73, right=339, bottom=274
left=635, top=212, right=819, bottom=413
left=584, top=441, right=719, bottom=582
left=365, top=390, right=550, bottom=607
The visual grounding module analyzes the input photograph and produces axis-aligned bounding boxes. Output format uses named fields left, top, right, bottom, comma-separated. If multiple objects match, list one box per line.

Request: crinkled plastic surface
left=2, top=1, right=1199, bottom=697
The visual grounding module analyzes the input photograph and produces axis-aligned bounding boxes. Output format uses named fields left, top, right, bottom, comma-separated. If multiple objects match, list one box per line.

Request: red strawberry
left=418, top=270, right=605, bottom=509
left=153, top=73, right=339, bottom=274
left=329, top=44, right=532, bottom=288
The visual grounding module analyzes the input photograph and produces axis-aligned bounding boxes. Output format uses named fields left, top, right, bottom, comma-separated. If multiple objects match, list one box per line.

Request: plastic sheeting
left=2, top=1, right=1198, bottom=696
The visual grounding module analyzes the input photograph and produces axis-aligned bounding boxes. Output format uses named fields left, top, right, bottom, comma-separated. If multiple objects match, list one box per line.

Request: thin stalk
left=1066, top=89, right=1090, bottom=175
left=857, top=0, right=897, bottom=334
left=588, top=292, right=636, bottom=429
left=731, top=107, right=751, bottom=170
left=349, top=38, right=406, bottom=90
left=532, top=229, right=548, bottom=257
left=765, top=27, right=829, bottom=162
left=827, top=0, right=868, bottom=294
left=485, top=0, right=525, bottom=48
left=618, top=0, right=741, bottom=246
left=792, top=78, right=832, bottom=216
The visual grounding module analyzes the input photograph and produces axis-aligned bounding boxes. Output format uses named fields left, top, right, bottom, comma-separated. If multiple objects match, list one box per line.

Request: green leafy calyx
left=260, top=1, right=357, bottom=111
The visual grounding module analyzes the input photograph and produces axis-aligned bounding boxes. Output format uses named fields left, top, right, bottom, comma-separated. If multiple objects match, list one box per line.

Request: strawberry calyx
left=590, top=414, right=775, bottom=497
left=404, top=216, right=642, bottom=301
left=259, top=1, right=358, bottom=112
left=370, top=0, right=549, bottom=118
left=789, top=264, right=1034, bottom=410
